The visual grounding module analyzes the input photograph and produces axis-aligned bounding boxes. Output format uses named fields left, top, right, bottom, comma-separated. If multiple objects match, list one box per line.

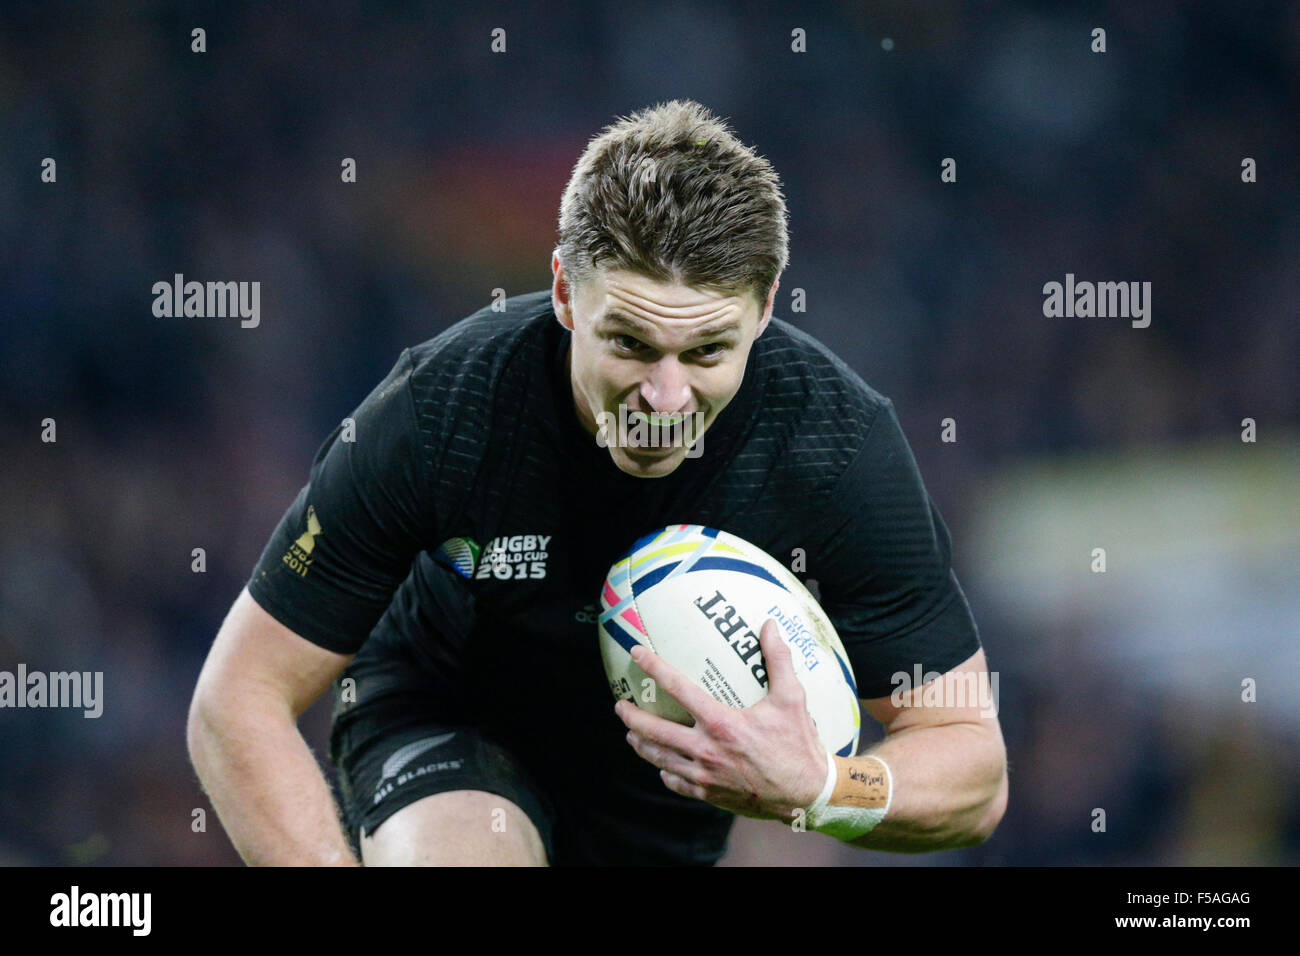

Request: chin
left=609, top=445, right=687, bottom=478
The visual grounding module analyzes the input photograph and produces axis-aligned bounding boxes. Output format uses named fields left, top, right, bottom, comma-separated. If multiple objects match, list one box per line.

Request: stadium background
left=1, top=1, right=1297, bottom=865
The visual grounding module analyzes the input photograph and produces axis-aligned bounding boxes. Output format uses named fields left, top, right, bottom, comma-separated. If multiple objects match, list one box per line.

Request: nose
left=639, top=356, right=692, bottom=414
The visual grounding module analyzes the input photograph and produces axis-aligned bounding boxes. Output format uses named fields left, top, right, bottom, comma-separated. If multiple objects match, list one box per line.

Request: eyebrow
left=595, top=310, right=742, bottom=343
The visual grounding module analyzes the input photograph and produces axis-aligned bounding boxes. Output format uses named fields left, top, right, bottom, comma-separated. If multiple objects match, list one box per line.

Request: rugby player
left=186, top=99, right=1008, bottom=866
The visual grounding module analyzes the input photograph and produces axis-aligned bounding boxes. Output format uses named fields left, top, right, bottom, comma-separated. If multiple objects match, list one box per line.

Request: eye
left=694, top=342, right=727, bottom=360
left=612, top=334, right=646, bottom=353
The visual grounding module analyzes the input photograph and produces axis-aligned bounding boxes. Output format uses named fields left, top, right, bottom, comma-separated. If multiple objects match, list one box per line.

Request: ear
left=754, top=278, right=778, bottom=338
left=552, top=250, right=575, bottom=332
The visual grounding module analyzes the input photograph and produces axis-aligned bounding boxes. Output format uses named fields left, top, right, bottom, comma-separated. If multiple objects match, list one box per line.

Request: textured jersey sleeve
left=246, top=349, right=437, bottom=654
left=812, top=399, right=981, bottom=700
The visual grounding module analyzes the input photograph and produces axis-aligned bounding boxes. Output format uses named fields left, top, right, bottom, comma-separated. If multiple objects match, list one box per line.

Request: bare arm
left=846, top=647, right=1008, bottom=851
left=187, top=587, right=358, bottom=866
left=614, top=624, right=1007, bottom=853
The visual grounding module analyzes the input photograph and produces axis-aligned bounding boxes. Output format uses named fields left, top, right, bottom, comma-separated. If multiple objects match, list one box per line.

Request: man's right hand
left=186, top=587, right=358, bottom=866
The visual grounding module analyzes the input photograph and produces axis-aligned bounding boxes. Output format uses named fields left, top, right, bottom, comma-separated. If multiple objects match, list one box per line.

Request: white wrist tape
left=804, top=751, right=893, bottom=840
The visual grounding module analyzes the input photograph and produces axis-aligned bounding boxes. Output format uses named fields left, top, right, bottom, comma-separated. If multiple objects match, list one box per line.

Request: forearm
left=187, top=696, right=359, bottom=866
left=843, top=722, right=1007, bottom=852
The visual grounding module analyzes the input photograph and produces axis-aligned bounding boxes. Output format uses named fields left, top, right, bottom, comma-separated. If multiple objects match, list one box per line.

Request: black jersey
left=247, top=290, right=980, bottom=843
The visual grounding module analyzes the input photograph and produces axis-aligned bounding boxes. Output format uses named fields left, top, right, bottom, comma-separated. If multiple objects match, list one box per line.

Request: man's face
left=552, top=255, right=776, bottom=478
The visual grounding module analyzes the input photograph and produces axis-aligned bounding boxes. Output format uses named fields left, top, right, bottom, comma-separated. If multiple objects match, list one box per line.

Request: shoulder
left=406, top=290, right=555, bottom=387
left=388, top=290, right=556, bottom=474
left=755, top=317, right=890, bottom=422
left=745, top=317, right=895, bottom=494
left=401, top=290, right=554, bottom=418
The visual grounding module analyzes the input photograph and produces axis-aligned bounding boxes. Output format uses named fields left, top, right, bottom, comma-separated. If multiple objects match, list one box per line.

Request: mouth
left=622, top=409, right=702, bottom=449
left=643, top=411, right=688, bottom=426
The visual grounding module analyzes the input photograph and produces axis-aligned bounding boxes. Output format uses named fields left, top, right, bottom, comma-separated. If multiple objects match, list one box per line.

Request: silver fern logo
left=371, top=732, right=465, bottom=805
left=379, top=732, right=457, bottom=783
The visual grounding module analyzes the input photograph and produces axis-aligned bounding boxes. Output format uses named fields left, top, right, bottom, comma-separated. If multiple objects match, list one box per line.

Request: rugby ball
left=598, top=524, right=861, bottom=757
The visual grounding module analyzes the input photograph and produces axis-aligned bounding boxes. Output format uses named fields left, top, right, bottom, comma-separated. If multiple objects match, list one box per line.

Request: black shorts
left=328, top=637, right=735, bottom=866
left=328, top=669, right=559, bottom=862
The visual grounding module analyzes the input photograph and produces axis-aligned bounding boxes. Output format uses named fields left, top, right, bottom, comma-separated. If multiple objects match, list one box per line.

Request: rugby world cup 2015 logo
left=433, top=537, right=481, bottom=579
left=474, top=533, right=552, bottom=581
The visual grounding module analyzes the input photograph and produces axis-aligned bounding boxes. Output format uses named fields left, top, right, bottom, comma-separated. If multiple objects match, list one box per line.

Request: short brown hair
left=556, top=99, right=789, bottom=309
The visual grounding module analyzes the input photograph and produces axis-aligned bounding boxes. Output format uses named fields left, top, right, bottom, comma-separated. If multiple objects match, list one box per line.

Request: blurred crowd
left=1, top=1, right=1296, bottom=864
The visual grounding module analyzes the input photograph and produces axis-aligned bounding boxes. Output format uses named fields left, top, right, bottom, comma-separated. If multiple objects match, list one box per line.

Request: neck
left=566, top=344, right=599, bottom=438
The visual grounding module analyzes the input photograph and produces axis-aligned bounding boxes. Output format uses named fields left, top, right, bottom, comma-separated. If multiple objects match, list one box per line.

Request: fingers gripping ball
left=597, top=524, right=861, bottom=758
